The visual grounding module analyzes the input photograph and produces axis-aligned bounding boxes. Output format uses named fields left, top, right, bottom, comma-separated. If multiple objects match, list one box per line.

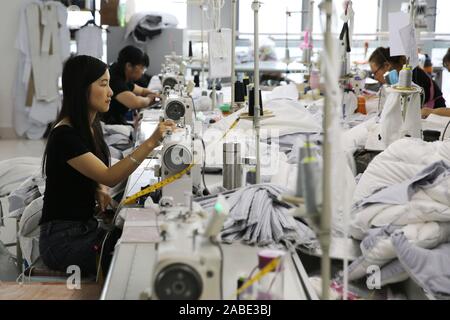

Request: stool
left=21, top=258, right=96, bottom=284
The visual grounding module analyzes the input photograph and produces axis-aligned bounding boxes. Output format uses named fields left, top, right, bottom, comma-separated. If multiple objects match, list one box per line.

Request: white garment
left=379, top=91, right=422, bottom=148
left=266, top=83, right=299, bottom=101
left=342, top=91, right=358, bottom=119
left=350, top=139, right=450, bottom=239
left=14, top=1, right=70, bottom=139
left=211, top=99, right=322, bottom=137
left=75, top=26, right=103, bottom=59
left=148, top=75, right=163, bottom=92
left=125, top=11, right=178, bottom=43
left=0, top=158, right=41, bottom=198
left=19, top=196, right=43, bottom=265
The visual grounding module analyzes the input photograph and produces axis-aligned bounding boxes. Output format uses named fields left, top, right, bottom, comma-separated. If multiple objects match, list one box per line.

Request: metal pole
left=410, top=0, right=416, bottom=23
left=320, top=0, right=332, bottom=301
left=252, top=0, right=261, bottom=184
left=308, top=0, right=315, bottom=33
left=308, top=0, right=315, bottom=72
left=376, top=0, right=383, bottom=43
left=231, top=0, right=237, bottom=107
left=285, top=8, right=290, bottom=65
left=200, top=3, right=205, bottom=90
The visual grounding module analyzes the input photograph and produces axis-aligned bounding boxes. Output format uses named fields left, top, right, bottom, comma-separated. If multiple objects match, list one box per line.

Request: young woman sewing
left=39, top=55, right=175, bottom=276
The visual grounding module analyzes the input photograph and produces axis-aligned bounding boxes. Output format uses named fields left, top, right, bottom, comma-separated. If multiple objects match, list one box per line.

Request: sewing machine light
left=214, top=202, right=223, bottom=214
left=205, top=195, right=229, bottom=237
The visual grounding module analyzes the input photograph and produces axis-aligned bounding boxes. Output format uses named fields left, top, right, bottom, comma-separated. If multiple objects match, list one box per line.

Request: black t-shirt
left=413, top=67, right=446, bottom=108
left=40, top=126, right=104, bottom=224
left=101, top=63, right=135, bottom=125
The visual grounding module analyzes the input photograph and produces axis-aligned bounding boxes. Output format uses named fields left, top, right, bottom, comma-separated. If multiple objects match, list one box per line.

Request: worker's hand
left=147, top=120, right=176, bottom=148
left=96, top=188, right=112, bottom=213
left=421, top=108, right=433, bottom=119
left=147, top=92, right=159, bottom=105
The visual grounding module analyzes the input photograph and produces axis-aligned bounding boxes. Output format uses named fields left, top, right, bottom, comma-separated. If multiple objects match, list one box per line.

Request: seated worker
left=102, top=45, right=158, bottom=125
left=369, top=47, right=447, bottom=116
left=422, top=49, right=450, bottom=118
left=39, top=55, right=175, bottom=277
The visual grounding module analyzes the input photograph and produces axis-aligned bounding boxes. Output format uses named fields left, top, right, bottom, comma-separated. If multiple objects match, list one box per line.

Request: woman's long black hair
left=42, top=55, right=111, bottom=176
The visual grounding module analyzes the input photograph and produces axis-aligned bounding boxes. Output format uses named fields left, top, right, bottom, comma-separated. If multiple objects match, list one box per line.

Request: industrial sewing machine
left=140, top=198, right=228, bottom=300
left=157, top=128, right=203, bottom=205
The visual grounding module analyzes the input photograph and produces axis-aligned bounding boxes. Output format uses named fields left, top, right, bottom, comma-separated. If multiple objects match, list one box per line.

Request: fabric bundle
left=220, top=184, right=317, bottom=248
left=125, top=12, right=178, bottom=43
left=348, top=139, right=450, bottom=299
left=102, top=123, right=134, bottom=160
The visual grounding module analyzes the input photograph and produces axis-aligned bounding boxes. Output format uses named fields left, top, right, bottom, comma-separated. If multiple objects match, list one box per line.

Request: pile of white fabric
left=348, top=138, right=450, bottom=298
left=220, top=184, right=317, bottom=248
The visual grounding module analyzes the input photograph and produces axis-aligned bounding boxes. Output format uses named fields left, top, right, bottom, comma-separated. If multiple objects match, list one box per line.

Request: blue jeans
left=39, top=219, right=106, bottom=277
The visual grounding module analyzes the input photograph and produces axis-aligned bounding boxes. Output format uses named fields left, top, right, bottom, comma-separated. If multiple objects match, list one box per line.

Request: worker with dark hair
left=40, top=55, right=175, bottom=276
left=369, top=47, right=446, bottom=115
left=420, top=49, right=450, bottom=118
left=102, top=45, right=158, bottom=125
left=443, top=49, right=450, bottom=73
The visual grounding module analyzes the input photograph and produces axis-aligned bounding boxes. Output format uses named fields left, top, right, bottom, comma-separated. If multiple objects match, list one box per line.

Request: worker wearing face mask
left=101, top=45, right=159, bottom=126
left=369, top=47, right=446, bottom=118
left=420, top=49, right=450, bottom=119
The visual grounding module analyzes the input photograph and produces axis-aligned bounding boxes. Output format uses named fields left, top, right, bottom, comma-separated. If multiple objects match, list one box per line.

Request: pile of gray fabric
left=220, top=184, right=317, bottom=248
left=6, top=173, right=45, bottom=266
left=101, top=123, right=134, bottom=160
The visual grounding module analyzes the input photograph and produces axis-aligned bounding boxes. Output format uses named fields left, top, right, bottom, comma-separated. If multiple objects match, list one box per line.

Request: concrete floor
left=0, top=139, right=46, bottom=161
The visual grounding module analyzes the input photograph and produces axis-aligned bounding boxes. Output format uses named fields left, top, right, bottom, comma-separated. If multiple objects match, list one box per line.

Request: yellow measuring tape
left=228, top=257, right=280, bottom=300
left=121, top=163, right=194, bottom=205
left=221, top=117, right=241, bottom=140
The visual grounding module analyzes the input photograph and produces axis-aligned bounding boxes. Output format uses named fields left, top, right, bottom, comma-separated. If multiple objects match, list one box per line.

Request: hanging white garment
left=14, top=1, right=70, bottom=139
left=26, top=3, right=60, bottom=102
left=342, top=91, right=358, bottom=119
left=76, top=25, right=103, bottom=59
left=379, top=91, right=422, bottom=148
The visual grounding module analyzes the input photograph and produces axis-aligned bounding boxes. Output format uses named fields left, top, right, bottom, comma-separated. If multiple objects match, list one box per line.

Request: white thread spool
left=399, top=64, right=413, bottom=88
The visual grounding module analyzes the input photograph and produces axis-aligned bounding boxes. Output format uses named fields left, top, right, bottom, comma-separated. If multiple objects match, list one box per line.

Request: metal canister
left=223, top=142, right=243, bottom=190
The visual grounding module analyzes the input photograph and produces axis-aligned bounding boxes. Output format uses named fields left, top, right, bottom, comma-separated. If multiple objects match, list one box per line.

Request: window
left=312, top=0, right=378, bottom=36
left=435, top=0, right=450, bottom=34
left=238, top=0, right=302, bottom=37
left=130, top=0, right=187, bottom=29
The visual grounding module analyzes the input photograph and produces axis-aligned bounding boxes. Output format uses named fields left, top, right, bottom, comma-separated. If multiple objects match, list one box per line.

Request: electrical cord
left=210, top=237, right=224, bottom=300
left=190, top=95, right=198, bottom=121
left=442, top=119, right=450, bottom=141
left=200, top=137, right=210, bottom=195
